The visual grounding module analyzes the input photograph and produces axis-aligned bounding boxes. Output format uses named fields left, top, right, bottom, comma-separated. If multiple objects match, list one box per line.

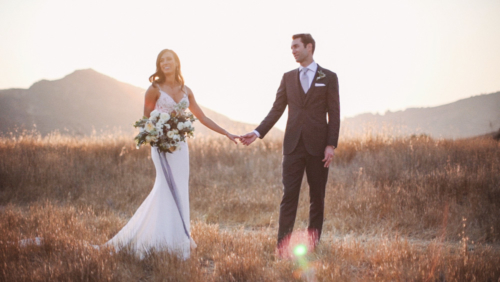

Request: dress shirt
left=299, top=61, right=318, bottom=92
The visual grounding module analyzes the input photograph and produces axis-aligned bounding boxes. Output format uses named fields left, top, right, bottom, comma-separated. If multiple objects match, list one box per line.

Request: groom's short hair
left=293, top=33, right=315, bottom=54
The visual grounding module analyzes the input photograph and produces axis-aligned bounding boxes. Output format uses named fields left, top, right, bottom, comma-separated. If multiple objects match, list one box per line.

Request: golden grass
left=1, top=132, right=499, bottom=281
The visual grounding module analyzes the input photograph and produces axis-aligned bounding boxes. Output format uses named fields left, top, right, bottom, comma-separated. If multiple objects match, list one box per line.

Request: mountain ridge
left=1, top=69, right=498, bottom=139
left=341, top=91, right=500, bottom=139
left=0, top=69, right=282, bottom=138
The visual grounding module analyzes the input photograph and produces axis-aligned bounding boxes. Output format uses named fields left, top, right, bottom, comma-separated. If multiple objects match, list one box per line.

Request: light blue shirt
left=298, top=61, right=318, bottom=91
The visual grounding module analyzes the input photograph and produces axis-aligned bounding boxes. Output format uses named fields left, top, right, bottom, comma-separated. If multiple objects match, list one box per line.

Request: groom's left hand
left=322, top=145, right=335, bottom=167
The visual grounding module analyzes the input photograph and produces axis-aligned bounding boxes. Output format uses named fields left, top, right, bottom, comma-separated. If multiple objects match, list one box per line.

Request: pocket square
left=315, top=83, right=326, bottom=87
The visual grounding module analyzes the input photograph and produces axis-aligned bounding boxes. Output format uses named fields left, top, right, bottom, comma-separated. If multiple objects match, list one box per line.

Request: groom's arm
left=254, top=75, right=288, bottom=139
left=326, top=72, right=340, bottom=148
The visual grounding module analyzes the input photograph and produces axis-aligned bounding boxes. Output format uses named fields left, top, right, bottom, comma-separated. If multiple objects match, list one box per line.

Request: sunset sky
left=1, top=0, right=499, bottom=130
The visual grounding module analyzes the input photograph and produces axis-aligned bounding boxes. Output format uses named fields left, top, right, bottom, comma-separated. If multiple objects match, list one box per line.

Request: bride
left=103, top=49, right=239, bottom=259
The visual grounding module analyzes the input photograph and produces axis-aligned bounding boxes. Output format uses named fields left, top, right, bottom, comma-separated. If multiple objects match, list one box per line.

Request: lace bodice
left=155, top=89, right=190, bottom=113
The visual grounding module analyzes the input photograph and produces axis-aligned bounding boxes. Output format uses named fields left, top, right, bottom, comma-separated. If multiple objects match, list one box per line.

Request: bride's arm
left=186, top=86, right=239, bottom=144
left=144, top=85, right=160, bottom=117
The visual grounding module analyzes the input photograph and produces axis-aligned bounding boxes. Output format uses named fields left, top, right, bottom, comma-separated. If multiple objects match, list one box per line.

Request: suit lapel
left=293, top=69, right=306, bottom=104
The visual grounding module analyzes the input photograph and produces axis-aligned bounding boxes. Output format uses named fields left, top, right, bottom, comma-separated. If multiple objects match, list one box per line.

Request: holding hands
left=222, top=131, right=256, bottom=145
left=239, top=131, right=258, bottom=146
left=225, top=132, right=240, bottom=145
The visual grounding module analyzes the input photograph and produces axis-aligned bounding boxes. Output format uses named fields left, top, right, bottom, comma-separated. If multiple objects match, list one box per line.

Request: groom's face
left=291, top=38, right=311, bottom=63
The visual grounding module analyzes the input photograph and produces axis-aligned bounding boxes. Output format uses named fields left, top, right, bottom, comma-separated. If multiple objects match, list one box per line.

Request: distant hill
left=341, top=92, right=500, bottom=139
left=2, top=69, right=497, bottom=140
left=0, top=69, right=282, bottom=138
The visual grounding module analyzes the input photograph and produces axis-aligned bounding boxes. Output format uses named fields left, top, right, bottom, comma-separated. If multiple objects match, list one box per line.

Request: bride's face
left=160, top=52, right=176, bottom=76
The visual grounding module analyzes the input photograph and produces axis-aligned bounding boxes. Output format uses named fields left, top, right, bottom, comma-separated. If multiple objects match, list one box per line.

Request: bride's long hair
left=149, top=49, right=185, bottom=90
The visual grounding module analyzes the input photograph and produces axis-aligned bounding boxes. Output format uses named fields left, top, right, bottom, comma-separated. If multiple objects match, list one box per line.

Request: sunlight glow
left=1, top=0, right=499, bottom=129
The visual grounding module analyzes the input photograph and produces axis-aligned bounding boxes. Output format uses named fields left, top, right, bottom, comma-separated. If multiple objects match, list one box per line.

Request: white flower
left=149, top=110, right=160, bottom=120
left=173, top=129, right=179, bottom=134
left=165, top=124, right=171, bottom=129
left=184, top=121, right=192, bottom=128
left=167, top=131, right=175, bottom=138
left=316, top=70, right=326, bottom=80
left=160, top=113, right=170, bottom=122
left=145, top=135, right=153, bottom=143
left=140, top=127, right=145, bottom=133
left=177, top=123, right=185, bottom=130
left=145, top=121, right=155, bottom=132
left=173, top=134, right=180, bottom=141
left=155, top=123, right=163, bottom=135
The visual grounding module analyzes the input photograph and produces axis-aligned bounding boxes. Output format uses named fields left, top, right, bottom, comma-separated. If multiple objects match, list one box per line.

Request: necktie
left=300, top=68, right=310, bottom=94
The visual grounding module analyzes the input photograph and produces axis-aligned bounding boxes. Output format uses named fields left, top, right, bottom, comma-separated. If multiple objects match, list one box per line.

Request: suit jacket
left=255, top=65, right=340, bottom=156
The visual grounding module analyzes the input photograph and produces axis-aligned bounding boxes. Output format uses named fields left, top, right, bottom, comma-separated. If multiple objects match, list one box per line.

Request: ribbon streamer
left=158, top=148, right=191, bottom=240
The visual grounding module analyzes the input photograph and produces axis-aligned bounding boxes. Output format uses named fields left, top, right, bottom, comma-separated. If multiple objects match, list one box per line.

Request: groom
left=241, top=33, right=340, bottom=253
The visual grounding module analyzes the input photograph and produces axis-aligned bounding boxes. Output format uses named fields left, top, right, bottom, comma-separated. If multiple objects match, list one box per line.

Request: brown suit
left=255, top=64, right=340, bottom=246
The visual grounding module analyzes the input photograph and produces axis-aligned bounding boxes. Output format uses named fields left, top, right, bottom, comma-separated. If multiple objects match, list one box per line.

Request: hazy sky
left=1, top=0, right=499, bottom=130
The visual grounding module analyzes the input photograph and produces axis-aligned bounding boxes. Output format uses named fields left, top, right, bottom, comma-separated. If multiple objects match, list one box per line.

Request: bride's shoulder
left=183, top=85, right=193, bottom=97
left=145, top=84, right=160, bottom=98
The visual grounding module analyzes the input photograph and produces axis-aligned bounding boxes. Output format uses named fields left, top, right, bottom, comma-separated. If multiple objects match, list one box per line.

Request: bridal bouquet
left=134, top=102, right=196, bottom=153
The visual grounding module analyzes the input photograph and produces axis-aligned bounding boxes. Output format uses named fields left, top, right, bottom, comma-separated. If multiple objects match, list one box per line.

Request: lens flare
left=281, top=231, right=318, bottom=282
left=293, top=244, right=308, bottom=257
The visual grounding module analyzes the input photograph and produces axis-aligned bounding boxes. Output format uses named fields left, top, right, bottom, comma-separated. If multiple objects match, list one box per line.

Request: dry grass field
left=1, top=131, right=499, bottom=281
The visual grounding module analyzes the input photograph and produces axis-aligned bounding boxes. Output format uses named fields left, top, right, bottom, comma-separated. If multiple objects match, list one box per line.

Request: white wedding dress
left=104, top=89, right=196, bottom=259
